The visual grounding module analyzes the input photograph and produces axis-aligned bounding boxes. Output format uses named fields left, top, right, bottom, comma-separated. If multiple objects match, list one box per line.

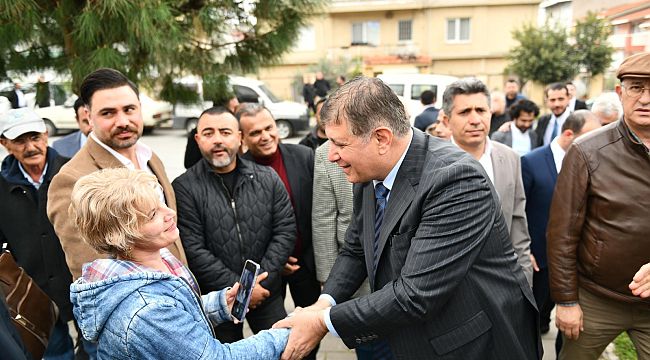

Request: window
left=398, top=20, right=412, bottom=41
left=294, top=26, right=316, bottom=51
left=233, top=85, right=259, bottom=103
left=386, top=84, right=405, bottom=97
left=446, top=17, right=470, bottom=42
left=351, top=21, right=380, bottom=46
left=411, top=84, right=437, bottom=101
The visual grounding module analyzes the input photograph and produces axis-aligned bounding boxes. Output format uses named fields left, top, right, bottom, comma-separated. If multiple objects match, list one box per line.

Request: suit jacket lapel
left=86, top=136, right=124, bottom=169
left=279, top=144, right=302, bottom=208
left=371, top=130, right=424, bottom=284
left=543, top=146, right=558, bottom=181
left=490, top=144, right=506, bottom=196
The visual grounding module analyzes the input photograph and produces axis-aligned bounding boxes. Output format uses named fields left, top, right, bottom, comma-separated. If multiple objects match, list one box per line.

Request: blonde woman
left=69, top=168, right=289, bottom=359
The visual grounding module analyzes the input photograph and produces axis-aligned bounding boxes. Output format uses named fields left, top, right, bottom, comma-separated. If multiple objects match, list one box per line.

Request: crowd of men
left=0, top=52, right=649, bottom=360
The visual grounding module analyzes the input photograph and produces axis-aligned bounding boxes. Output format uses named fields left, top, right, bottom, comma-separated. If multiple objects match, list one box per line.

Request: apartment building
left=258, top=0, right=540, bottom=99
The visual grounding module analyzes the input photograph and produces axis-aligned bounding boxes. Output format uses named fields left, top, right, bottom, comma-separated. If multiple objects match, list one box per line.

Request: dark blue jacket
left=520, top=145, right=557, bottom=268
left=0, top=148, right=73, bottom=320
left=413, top=106, right=439, bottom=132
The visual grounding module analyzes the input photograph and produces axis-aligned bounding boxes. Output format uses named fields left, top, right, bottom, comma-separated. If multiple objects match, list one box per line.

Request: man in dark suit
left=491, top=99, right=540, bottom=156
left=6, top=83, right=26, bottom=109
left=413, top=90, right=439, bottom=132
left=274, top=77, right=541, bottom=360
left=52, top=97, right=92, bottom=158
left=566, top=82, right=587, bottom=112
left=534, top=83, right=571, bottom=148
left=521, top=110, right=600, bottom=336
left=238, top=103, right=321, bottom=360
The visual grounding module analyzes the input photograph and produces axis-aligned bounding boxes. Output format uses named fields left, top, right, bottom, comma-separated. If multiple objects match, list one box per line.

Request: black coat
left=0, top=150, right=73, bottom=321
left=172, top=156, right=296, bottom=297
left=244, top=143, right=316, bottom=273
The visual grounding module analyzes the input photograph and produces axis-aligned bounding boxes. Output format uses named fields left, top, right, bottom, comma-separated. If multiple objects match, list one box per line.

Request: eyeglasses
left=622, top=84, right=650, bottom=98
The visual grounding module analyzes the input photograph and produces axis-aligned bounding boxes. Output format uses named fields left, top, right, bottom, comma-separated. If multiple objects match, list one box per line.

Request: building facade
left=258, top=0, right=540, bottom=100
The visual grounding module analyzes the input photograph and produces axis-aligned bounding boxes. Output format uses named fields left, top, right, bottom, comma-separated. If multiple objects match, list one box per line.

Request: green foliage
left=0, top=0, right=325, bottom=103
left=573, top=12, right=614, bottom=77
left=614, top=333, right=638, bottom=360
left=507, top=22, right=579, bottom=85
left=508, top=13, right=614, bottom=85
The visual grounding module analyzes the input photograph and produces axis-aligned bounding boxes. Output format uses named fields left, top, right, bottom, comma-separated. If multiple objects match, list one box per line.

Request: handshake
left=272, top=298, right=333, bottom=360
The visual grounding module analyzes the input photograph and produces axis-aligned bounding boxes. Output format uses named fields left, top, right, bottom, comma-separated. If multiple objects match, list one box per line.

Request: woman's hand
left=226, top=283, right=240, bottom=313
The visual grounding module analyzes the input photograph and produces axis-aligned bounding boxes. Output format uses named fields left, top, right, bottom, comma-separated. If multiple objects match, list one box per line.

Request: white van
left=377, top=74, right=458, bottom=123
left=174, top=76, right=309, bottom=139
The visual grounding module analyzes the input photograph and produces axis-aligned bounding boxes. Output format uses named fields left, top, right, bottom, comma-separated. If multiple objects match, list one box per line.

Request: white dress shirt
left=543, top=108, right=570, bottom=146
left=89, top=132, right=165, bottom=203
left=451, top=137, right=494, bottom=185
left=549, top=137, right=565, bottom=173
left=15, top=89, right=26, bottom=108
left=510, top=123, right=532, bottom=156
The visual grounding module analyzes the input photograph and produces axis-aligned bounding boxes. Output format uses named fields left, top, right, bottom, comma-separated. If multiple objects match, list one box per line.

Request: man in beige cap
left=0, top=108, right=76, bottom=358
left=547, top=52, right=650, bottom=359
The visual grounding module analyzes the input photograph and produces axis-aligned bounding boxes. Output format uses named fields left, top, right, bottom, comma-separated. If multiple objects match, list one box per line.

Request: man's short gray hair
left=320, top=77, right=410, bottom=140
left=442, top=78, right=491, bottom=116
left=590, top=92, right=622, bottom=121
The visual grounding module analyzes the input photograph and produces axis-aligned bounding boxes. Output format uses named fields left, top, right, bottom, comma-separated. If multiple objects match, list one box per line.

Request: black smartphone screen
left=231, top=260, right=259, bottom=322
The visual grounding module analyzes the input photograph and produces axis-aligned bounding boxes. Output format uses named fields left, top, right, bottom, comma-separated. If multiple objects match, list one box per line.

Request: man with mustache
left=442, top=78, right=534, bottom=287
left=0, top=108, right=75, bottom=359
left=172, top=106, right=295, bottom=343
left=547, top=52, right=650, bottom=359
left=47, top=68, right=187, bottom=283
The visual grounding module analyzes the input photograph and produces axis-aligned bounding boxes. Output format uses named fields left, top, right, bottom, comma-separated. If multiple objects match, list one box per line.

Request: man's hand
left=250, top=272, right=270, bottom=309
left=556, top=304, right=583, bottom=340
left=531, top=254, right=540, bottom=272
left=629, top=262, right=650, bottom=298
left=273, top=308, right=328, bottom=360
left=282, top=256, right=301, bottom=276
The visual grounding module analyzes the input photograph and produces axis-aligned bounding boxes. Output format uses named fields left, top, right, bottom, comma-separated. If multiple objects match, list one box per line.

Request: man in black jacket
left=172, top=106, right=296, bottom=343
left=0, top=108, right=74, bottom=358
left=238, top=103, right=321, bottom=360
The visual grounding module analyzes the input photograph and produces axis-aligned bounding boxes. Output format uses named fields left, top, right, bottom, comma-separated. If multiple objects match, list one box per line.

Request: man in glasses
left=547, top=52, right=650, bottom=359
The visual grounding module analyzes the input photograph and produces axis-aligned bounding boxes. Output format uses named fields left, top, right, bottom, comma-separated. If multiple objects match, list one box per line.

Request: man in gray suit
left=52, top=98, right=92, bottom=158
left=491, top=99, right=540, bottom=156
left=442, top=79, right=534, bottom=286
left=274, top=77, right=540, bottom=360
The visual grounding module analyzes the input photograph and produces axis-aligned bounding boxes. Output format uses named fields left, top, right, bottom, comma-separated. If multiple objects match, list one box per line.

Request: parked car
left=377, top=74, right=458, bottom=123
left=1, top=88, right=173, bottom=135
left=173, top=76, right=309, bottom=139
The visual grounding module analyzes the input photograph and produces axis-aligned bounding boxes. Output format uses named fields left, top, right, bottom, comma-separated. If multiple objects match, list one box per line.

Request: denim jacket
left=70, top=251, right=289, bottom=359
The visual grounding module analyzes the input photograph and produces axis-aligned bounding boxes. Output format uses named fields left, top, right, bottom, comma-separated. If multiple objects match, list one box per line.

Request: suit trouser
left=282, top=264, right=322, bottom=360
left=532, top=267, right=555, bottom=330
left=213, top=295, right=287, bottom=343
left=559, top=287, right=650, bottom=360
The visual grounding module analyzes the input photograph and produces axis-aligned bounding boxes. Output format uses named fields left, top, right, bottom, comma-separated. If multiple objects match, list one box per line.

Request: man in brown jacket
left=47, top=68, right=186, bottom=280
left=547, top=52, right=650, bottom=360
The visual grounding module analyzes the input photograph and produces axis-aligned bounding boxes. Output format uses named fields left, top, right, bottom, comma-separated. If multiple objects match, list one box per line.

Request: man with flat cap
left=0, top=108, right=75, bottom=358
left=547, top=52, right=650, bottom=359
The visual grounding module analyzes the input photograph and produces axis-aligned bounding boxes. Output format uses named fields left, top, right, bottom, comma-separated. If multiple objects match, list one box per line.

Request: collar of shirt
left=90, top=132, right=153, bottom=170
left=79, top=132, right=88, bottom=149
left=626, top=124, right=650, bottom=154
left=18, top=161, right=48, bottom=190
left=450, top=136, right=494, bottom=184
left=569, top=97, right=577, bottom=112
left=422, top=104, right=436, bottom=110
left=372, top=129, right=414, bottom=201
left=549, top=137, right=565, bottom=173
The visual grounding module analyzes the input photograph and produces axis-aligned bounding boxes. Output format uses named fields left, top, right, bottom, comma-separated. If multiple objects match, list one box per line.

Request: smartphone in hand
left=231, top=260, right=260, bottom=322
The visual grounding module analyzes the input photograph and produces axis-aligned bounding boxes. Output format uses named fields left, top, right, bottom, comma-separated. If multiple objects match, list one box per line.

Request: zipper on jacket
left=217, top=176, right=246, bottom=265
